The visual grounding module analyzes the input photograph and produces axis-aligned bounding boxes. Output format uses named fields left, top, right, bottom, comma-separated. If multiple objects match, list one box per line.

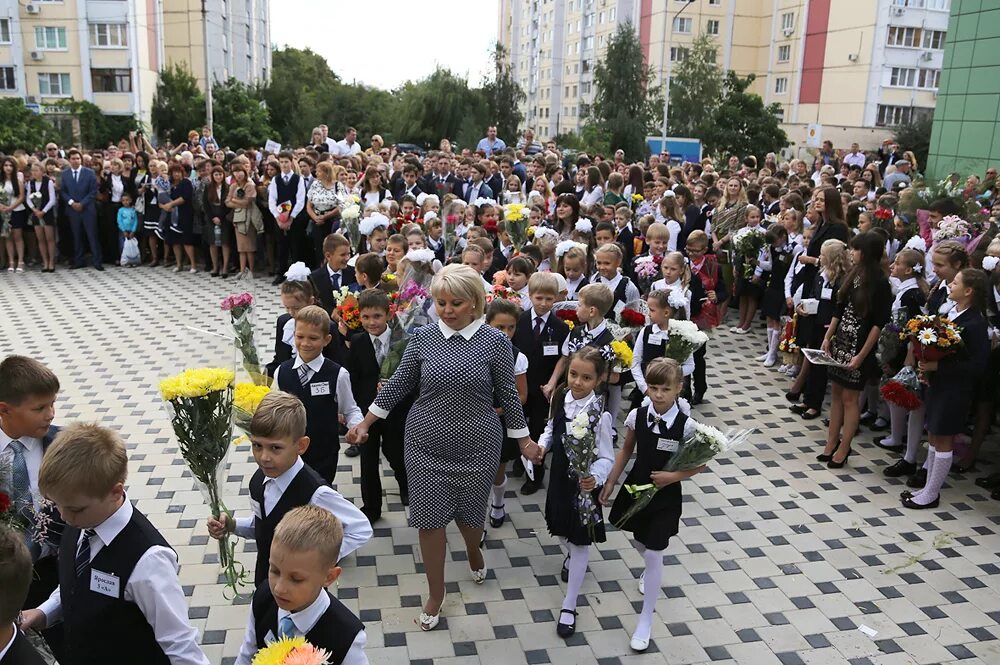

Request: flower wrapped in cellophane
left=339, top=193, right=362, bottom=251
left=732, top=226, right=767, bottom=279
left=880, top=365, right=923, bottom=410
left=222, top=281, right=268, bottom=385
left=900, top=314, right=963, bottom=381
left=160, top=367, right=248, bottom=597
left=614, top=424, right=755, bottom=528
left=380, top=275, right=433, bottom=381
left=663, top=319, right=709, bottom=364
left=251, top=636, right=332, bottom=665
left=233, top=381, right=271, bottom=435
left=609, top=340, right=633, bottom=373
left=562, top=396, right=605, bottom=542
left=503, top=202, right=530, bottom=250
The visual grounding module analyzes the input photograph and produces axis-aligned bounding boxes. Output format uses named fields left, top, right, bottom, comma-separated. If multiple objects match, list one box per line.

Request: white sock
left=490, top=478, right=506, bottom=519
left=560, top=543, right=589, bottom=625
left=913, top=449, right=952, bottom=504
left=922, top=443, right=935, bottom=473
left=886, top=402, right=905, bottom=447
left=905, top=404, right=926, bottom=464
left=635, top=548, right=664, bottom=642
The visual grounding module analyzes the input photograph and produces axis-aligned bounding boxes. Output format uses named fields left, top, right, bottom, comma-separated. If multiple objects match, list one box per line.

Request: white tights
left=634, top=544, right=665, bottom=642
left=559, top=538, right=589, bottom=625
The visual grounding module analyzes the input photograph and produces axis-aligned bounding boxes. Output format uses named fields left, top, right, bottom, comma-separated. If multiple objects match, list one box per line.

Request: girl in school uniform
left=650, top=251, right=706, bottom=320
left=878, top=248, right=929, bottom=479
left=781, top=220, right=813, bottom=376
left=903, top=268, right=991, bottom=509
left=558, top=244, right=590, bottom=301
left=967, top=243, right=1000, bottom=478
left=265, top=264, right=317, bottom=377
left=760, top=224, right=797, bottom=367
left=539, top=347, right=614, bottom=639
left=631, top=289, right=694, bottom=408
left=686, top=230, right=728, bottom=404
left=731, top=204, right=766, bottom=334
left=602, top=357, right=705, bottom=652
left=26, top=161, right=58, bottom=272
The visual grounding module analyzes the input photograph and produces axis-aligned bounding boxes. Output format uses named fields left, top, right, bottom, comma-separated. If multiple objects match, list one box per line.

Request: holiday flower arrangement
left=233, top=382, right=271, bottom=434
left=631, top=193, right=644, bottom=207
left=380, top=281, right=432, bottom=380
left=880, top=366, right=923, bottom=410
left=874, top=207, right=894, bottom=223
left=778, top=315, right=800, bottom=364
left=444, top=214, right=461, bottom=257
left=221, top=291, right=267, bottom=385
left=931, top=215, right=972, bottom=244
left=732, top=226, right=767, bottom=279
left=334, top=291, right=361, bottom=331
left=634, top=256, right=659, bottom=280
left=251, top=636, right=332, bottom=665
left=610, top=340, right=633, bottom=372
left=562, top=396, right=605, bottom=542
left=492, top=270, right=509, bottom=288
left=275, top=201, right=293, bottom=230
left=614, top=424, right=754, bottom=528
left=662, top=319, right=709, bottom=363
left=555, top=308, right=578, bottom=330
left=339, top=195, right=362, bottom=251
left=486, top=286, right=522, bottom=307
left=160, top=367, right=248, bottom=597
left=503, top=202, right=530, bottom=250
left=900, top=314, right=963, bottom=381
left=0, top=190, right=10, bottom=238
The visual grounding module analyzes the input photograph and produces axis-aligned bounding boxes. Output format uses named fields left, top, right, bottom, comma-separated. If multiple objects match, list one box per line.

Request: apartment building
left=0, top=0, right=269, bottom=129
left=499, top=0, right=950, bottom=150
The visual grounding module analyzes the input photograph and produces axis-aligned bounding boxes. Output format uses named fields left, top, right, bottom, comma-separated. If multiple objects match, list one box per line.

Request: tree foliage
left=894, top=114, right=933, bottom=174
left=668, top=35, right=722, bottom=140
left=59, top=100, right=142, bottom=148
left=393, top=68, right=486, bottom=148
left=482, top=42, right=525, bottom=143
left=700, top=71, right=788, bottom=159
left=589, top=21, right=663, bottom=161
left=212, top=78, right=273, bottom=148
left=263, top=47, right=340, bottom=145
left=0, top=99, right=57, bottom=153
left=151, top=63, right=205, bottom=145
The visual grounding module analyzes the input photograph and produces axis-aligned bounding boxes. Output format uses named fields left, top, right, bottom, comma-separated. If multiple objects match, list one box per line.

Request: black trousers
left=525, top=387, right=550, bottom=482
left=693, top=342, right=708, bottom=397
left=360, top=417, right=408, bottom=518
left=99, top=201, right=121, bottom=263
left=803, top=363, right=829, bottom=411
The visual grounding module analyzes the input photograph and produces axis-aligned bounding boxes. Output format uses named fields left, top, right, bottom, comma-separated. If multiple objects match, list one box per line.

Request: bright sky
left=269, top=0, right=499, bottom=90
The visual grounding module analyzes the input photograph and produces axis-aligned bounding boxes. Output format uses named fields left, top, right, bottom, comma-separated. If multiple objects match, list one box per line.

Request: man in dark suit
left=60, top=149, right=102, bottom=270
left=393, top=164, right=425, bottom=203
left=427, top=154, right=460, bottom=201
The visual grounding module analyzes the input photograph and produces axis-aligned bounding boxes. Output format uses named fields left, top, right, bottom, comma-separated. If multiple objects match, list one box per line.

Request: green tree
left=702, top=71, right=787, bottom=159
left=0, top=99, right=56, bottom=152
left=393, top=68, right=486, bottom=147
left=60, top=100, right=141, bottom=148
left=589, top=21, right=663, bottom=160
left=212, top=78, right=273, bottom=148
left=152, top=63, right=205, bottom=145
left=481, top=42, right=525, bottom=144
left=894, top=114, right=933, bottom=174
left=263, top=47, right=340, bottom=145
left=667, top=35, right=722, bottom=139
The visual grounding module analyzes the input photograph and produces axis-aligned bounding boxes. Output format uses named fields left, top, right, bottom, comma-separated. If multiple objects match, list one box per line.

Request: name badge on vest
left=657, top=438, right=679, bottom=452
left=310, top=381, right=331, bottom=396
left=648, top=333, right=664, bottom=346
left=263, top=630, right=277, bottom=645
left=250, top=498, right=262, bottom=519
left=821, top=287, right=833, bottom=300
left=90, top=569, right=121, bottom=598
left=543, top=344, right=559, bottom=356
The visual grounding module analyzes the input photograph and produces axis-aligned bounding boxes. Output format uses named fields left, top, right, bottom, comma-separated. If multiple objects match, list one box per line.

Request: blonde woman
left=307, top=161, right=347, bottom=256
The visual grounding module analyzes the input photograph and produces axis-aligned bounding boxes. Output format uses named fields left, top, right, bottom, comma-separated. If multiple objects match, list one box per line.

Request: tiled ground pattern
left=2, top=267, right=1000, bottom=665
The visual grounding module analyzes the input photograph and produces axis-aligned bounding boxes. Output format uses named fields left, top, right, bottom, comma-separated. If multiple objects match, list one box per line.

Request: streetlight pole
left=661, top=0, right=697, bottom=144
left=202, top=0, right=213, bottom=130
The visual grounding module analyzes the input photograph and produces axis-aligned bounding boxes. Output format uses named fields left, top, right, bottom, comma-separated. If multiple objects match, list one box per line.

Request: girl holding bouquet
left=602, top=358, right=705, bottom=653
left=650, top=251, right=706, bottom=319
left=539, top=347, right=614, bottom=640
left=730, top=204, right=765, bottom=334
left=903, top=268, right=990, bottom=509
left=759, top=224, right=796, bottom=368
left=820, top=232, right=893, bottom=468
left=631, top=289, right=694, bottom=408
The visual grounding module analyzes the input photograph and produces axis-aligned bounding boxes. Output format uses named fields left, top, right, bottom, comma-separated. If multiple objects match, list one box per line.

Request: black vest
left=57, top=508, right=172, bottom=665
left=600, top=276, right=633, bottom=320
left=249, top=463, right=325, bottom=585
left=631, top=405, right=686, bottom=515
left=639, top=325, right=666, bottom=373
left=27, top=177, right=52, bottom=213
left=252, top=583, right=363, bottom=664
left=276, top=359, right=341, bottom=480
left=275, top=173, right=300, bottom=206
left=567, top=324, right=613, bottom=353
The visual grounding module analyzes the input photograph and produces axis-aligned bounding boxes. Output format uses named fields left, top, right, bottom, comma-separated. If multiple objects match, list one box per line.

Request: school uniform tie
left=533, top=316, right=544, bottom=338
left=373, top=336, right=384, bottom=365
left=330, top=271, right=341, bottom=291
left=278, top=615, right=296, bottom=639
left=76, top=529, right=97, bottom=579
left=7, top=440, right=32, bottom=514
left=297, top=364, right=312, bottom=386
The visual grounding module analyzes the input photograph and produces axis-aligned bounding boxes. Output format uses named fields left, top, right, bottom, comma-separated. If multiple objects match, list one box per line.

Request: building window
left=876, top=104, right=932, bottom=127
left=0, top=67, right=15, bottom=91
left=708, top=0, right=722, bottom=4
left=926, top=0, right=950, bottom=9
left=890, top=67, right=917, bottom=87
left=887, top=26, right=920, bottom=48
left=773, top=107, right=785, bottom=122
left=781, top=13, right=795, bottom=32
left=774, top=77, right=788, bottom=94
left=0, top=19, right=10, bottom=44
left=91, top=68, right=132, bottom=93
left=90, top=24, right=128, bottom=48
left=581, top=81, right=591, bottom=94
left=38, top=73, right=70, bottom=96
left=918, top=69, right=940, bottom=89
left=892, top=0, right=947, bottom=6
left=706, top=20, right=720, bottom=35
left=673, top=17, right=692, bottom=34
left=777, top=45, right=791, bottom=63
left=922, top=30, right=946, bottom=49
left=670, top=47, right=689, bottom=62
left=34, top=26, right=68, bottom=50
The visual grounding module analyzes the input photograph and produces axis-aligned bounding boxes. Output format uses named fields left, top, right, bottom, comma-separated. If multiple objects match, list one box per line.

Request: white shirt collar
left=277, top=588, right=331, bottom=636
left=647, top=401, right=680, bottom=429
left=87, top=495, right=134, bottom=549
left=370, top=327, right=391, bottom=346
left=585, top=320, right=607, bottom=338
left=266, top=456, right=305, bottom=494
left=0, top=624, right=17, bottom=662
left=597, top=272, right=622, bottom=289
left=327, top=265, right=341, bottom=277
left=0, top=428, right=41, bottom=452
left=292, top=354, right=325, bottom=373
left=948, top=306, right=968, bottom=321
left=438, top=317, right=485, bottom=340
left=565, top=390, right=596, bottom=410
left=894, top=277, right=918, bottom=295
left=531, top=309, right=550, bottom=323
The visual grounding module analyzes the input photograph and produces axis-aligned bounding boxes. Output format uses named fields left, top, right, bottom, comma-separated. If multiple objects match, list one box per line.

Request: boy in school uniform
left=270, top=151, right=308, bottom=285
left=541, top=283, right=616, bottom=398
left=0, top=356, right=64, bottom=661
left=207, top=392, right=371, bottom=586
left=591, top=244, right=641, bottom=319
left=20, top=424, right=209, bottom=665
left=345, top=289, right=411, bottom=522
left=310, top=234, right=359, bottom=316
left=236, top=506, right=367, bottom=665
left=0, top=529, right=46, bottom=665
left=272, top=306, right=365, bottom=484
left=512, top=272, right=570, bottom=495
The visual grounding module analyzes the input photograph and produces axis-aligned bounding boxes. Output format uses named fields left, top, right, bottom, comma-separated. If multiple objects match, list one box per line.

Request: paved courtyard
left=2, top=266, right=1000, bottom=665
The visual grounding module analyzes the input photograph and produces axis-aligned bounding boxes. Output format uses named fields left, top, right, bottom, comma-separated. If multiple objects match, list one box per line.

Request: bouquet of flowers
left=221, top=291, right=267, bottom=385
left=732, top=226, right=767, bottom=280
left=876, top=309, right=909, bottom=366
left=380, top=280, right=432, bottom=380
left=233, top=381, right=271, bottom=435
left=631, top=193, right=644, bottom=210
left=880, top=366, right=923, bottom=410
left=554, top=306, right=578, bottom=331
left=614, top=425, right=755, bottom=528
left=334, top=289, right=361, bottom=331
left=0, top=189, right=10, bottom=238
left=778, top=315, right=800, bottom=365
left=609, top=340, right=633, bottom=372
left=562, top=396, right=605, bottom=542
left=339, top=194, right=362, bottom=251
left=503, top=202, right=530, bottom=250
left=276, top=202, right=293, bottom=231
left=663, top=319, right=709, bottom=363
left=618, top=303, right=648, bottom=332
left=932, top=215, right=972, bottom=244
left=444, top=214, right=462, bottom=258
left=633, top=255, right=661, bottom=293
left=900, top=314, right=963, bottom=381
left=251, top=636, right=332, bottom=665
left=486, top=286, right=522, bottom=307
left=160, top=367, right=248, bottom=597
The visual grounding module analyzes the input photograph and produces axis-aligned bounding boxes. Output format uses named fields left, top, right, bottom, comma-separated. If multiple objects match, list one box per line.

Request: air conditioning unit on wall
left=26, top=3, right=40, bottom=14
left=30, top=51, right=44, bottom=61
left=891, top=6, right=905, bottom=16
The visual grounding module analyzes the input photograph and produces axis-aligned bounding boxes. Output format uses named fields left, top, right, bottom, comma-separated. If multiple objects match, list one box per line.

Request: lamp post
left=660, top=0, right=697, bottom=144
left=202, top=0, right=213, bottom=130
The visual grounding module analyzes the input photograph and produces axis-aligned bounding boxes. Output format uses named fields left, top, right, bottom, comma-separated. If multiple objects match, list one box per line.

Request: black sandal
left=801, top=409, right=821, bottom=420
left=790, top=404, right=808, bottom=415
left=556, top=609, right=578, bottom=638
left=785, top=391, right=801, bottom=402
left=489, top=504, right=506, bottom=528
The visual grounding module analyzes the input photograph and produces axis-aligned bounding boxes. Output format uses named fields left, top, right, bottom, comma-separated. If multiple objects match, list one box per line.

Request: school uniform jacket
left=265, top=314, right=343, bottom=376
left=309, top=265, right=359, bottom=314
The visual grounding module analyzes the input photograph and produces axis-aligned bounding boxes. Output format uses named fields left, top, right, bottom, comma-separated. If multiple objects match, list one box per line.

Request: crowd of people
left=2, top=123, right=999, bottom=664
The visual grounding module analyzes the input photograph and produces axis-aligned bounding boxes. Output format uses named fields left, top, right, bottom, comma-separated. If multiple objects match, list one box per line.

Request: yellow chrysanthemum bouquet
left=234, top=382, right=271, bottom=434
left=503, top=202, right=530, bottom=251
left=251, top=636, right=332, bottom=665
left=160, top=367, right=248, bottom=597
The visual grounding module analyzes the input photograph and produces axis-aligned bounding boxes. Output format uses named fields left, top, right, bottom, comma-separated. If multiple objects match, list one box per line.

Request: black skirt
left=761, top=287, right=788, bottom=320
left=608, top=475, right=681, bottom=551
left=545, top=442, right=606, bottom=547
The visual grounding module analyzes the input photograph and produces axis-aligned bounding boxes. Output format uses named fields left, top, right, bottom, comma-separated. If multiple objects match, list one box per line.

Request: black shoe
left=785, top=391, right=801, bottom=402
left=400, top=491, right=410, bottom=507
left=822, top=418, right=830, bottom=427
left=211, top=271, right=220, bottom=277
left=561, top=555, right=569, bottom=583
left=361, top=508, right=381, bottom=524
left=790, top=404, right=808, bottom=415
left=859, top=412, right=876, bottom=426
left=900, top=490, right=914, bottom=500
left=95, top=265, right=105, bottom=271
left=902, top=495, right=939, bottom=510
left=884, top=459, right=917, bottom=478
left=875, top=436, right=905, bottom=451
left=556, top=609, right=577, bottom=638
left=271, top=275, right=286, bottom=286
left=870, top=417, right=889, bottom=432
left=827, top=449, right=852, bottom=469
left=802, top=409, right=821, bottom=420
left=907, top=468, right=928, bottom=489
left=521, top=479, right=540, bottom=496
left=345, top=445, right=360, bottom=458
left=952, top=460, right=977, bottom=474
left=691, top=394, right=704, bottom=406
left=975, top=473, right=1000, bottom=490
left=816, top=452, right=833, bottom=463
left=489, top=504, right=506, bottom=529
left=71, top=264, right=83, bottom=269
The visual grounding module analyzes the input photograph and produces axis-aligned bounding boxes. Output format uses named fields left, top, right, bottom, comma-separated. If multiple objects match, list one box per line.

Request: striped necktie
left=297, top=364, right=311, bottom=386
left=76, top=529, right=97, bottom=579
